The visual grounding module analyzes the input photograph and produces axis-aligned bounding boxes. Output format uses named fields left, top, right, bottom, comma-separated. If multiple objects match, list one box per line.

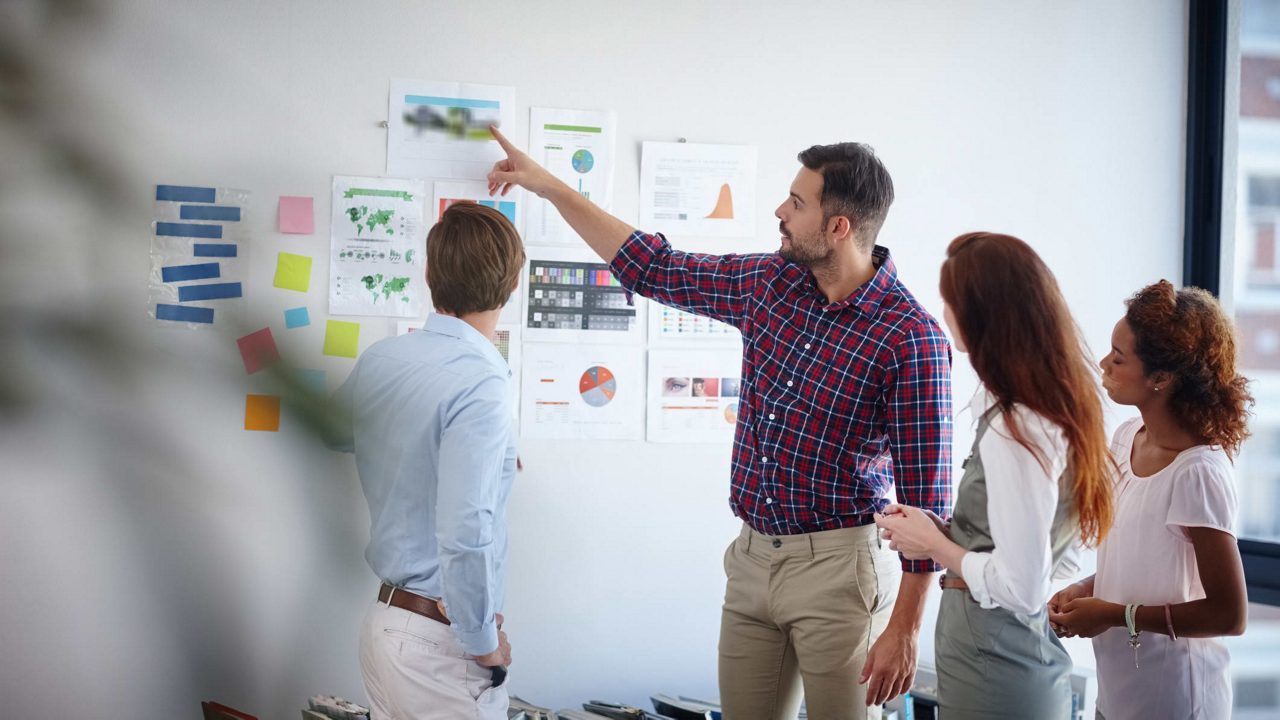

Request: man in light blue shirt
left=328, top=202, right=524, bottom=719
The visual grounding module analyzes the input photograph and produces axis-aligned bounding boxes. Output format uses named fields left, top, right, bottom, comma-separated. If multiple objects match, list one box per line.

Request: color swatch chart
left=526, top=259, right=635, bottom=331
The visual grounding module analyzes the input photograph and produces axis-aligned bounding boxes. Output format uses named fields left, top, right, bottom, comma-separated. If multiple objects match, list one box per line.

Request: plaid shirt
left=612, top=231, right=953, bottom=572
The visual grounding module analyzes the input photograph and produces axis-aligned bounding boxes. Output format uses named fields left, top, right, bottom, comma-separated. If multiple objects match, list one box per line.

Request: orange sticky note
left=244, top=394, right=280, bottom=432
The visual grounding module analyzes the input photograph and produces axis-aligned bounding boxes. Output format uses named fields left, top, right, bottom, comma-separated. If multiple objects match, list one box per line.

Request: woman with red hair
left=877, top=232, right=1113, bottom=718
left=1049, top=280, right=1250, bottom=719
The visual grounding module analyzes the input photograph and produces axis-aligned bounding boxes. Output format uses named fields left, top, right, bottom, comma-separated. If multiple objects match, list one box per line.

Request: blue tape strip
left=155, top=185, right=216, bottom=203
left=156, top=222, right=221, bottom=239
left=193, top=243, right=237, bottom=257
left=180, top=205, right=241, bottom=221
left=156, top=303, right=214, bottom=323
left=161, top=263, right=220, bottom=283
left=178, top=282, right=242, bottom=302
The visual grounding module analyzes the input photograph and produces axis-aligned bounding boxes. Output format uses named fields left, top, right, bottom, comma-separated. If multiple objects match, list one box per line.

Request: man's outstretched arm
left=487, top=126, right=634, bottom=263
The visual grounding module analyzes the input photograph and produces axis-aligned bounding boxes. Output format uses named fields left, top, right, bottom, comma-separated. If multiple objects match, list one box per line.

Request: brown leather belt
left=940, top=575, right=969, bottom=592
left=378, top=583, right=450, bottom=625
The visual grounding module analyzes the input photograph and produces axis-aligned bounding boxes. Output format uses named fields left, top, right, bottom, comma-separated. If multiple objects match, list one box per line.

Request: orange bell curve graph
left=706, top=183, right=734, bottom=219
left=578, top=365, right=617, bottom=407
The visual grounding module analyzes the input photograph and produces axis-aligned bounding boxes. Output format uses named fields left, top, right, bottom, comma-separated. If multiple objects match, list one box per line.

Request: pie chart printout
left=579, top=365, right=617, bottom=407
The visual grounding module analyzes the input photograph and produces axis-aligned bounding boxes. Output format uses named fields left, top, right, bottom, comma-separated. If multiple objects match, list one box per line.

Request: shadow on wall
left=0, top=3, right=364, bottom=718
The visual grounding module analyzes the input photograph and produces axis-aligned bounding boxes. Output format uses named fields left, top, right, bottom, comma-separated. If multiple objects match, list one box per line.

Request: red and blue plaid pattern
left=612, top=231, right=953, bottom=572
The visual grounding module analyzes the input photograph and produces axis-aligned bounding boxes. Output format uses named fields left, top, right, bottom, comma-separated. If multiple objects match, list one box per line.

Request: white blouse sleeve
left=960, top=405, right=1069, bottom=615
left=1166, top=453, right=1238, bottom=538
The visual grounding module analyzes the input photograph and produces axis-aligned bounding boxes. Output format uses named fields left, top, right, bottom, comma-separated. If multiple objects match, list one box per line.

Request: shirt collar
left=814, top=245, right=897, bottom=315
left=962, top=384, right=1001, bottom=428
left=423, top=312, right=509, bottom=374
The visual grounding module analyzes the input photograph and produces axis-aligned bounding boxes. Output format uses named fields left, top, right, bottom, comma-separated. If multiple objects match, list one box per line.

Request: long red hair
left=940, top=232, right=1114, bottom=545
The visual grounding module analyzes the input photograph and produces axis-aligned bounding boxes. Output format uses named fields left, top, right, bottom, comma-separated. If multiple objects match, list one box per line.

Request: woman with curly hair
left=1048, top=280, right=1251, bottom=719
left=876, top=232, right=1113, bottom=718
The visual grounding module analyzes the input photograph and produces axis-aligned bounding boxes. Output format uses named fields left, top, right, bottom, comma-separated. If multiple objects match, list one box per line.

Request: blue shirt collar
left=423, top=313, right=509, bottom=374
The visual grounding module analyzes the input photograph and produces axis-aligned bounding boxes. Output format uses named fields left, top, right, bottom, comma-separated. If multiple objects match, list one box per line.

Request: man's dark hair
left=797, top=143, right=894, bottom=248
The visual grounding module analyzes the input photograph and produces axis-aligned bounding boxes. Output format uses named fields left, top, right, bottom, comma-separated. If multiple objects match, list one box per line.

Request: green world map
left=345, top=205, right=396, bottom=236
left=360, top=273, right=411, bottom=303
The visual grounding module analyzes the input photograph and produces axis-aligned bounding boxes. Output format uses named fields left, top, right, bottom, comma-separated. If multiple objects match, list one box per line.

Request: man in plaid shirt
left=488, top=128, right=951, bottom=719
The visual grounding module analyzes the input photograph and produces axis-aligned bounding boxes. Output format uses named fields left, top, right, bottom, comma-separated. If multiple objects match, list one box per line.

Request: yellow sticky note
left=273, top=252, right=313, bottom=293
left=323, top=319, right=360, bottom=358
left=244, top=394, right=280, bottom=432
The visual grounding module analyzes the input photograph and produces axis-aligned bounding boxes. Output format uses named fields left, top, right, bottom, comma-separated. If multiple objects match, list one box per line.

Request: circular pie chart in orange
left=579, top=365, right=617, bottom=407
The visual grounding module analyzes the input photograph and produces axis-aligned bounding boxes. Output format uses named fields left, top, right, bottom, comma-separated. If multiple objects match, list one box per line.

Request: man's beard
left=778, top=223, right=833, bottom=266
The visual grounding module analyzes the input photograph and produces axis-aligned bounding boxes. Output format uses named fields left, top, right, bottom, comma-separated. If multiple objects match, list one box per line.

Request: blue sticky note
left=156, top=185, right=216, bottom=203
left=155, top=303, right=214, bottom=323
left=284, top=306, right=310, bottom=329
left=161, top=262, right=220, bottom=283
left=193, top=243, right=237, bottom=257
left=180, top=204, right=241, bottom=222
left=178, top=282, right=242, bottom=302
left=296, top=368, right=326, bottom=394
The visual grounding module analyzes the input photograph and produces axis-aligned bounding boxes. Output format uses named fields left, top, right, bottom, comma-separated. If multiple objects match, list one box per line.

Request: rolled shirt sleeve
left=885, top=320, right=954, bottom=573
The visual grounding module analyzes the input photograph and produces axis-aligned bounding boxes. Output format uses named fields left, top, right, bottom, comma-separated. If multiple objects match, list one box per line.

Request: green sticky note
left=323, top=319, right=360, bottom=358
left=273, top=252, right=313, bottom=292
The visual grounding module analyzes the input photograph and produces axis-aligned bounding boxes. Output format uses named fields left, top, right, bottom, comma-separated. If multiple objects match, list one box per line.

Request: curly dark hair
left=1125, top=280, right=1254, bottom=456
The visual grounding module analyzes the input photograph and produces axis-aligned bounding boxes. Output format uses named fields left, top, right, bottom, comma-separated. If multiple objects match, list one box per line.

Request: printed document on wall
left=647, top=348, right=743, bottom=443
left=148, top=184, right=250, bottom=328
left=639, top=141, right=757, bottom=240
left=526, top=107, right=617, bottom=245
left=521, top=343, right=643, bottom=441
left=387, top=79, right=516, bottom=180
left=329, top=175, right=427, bottom=317
left=648, top=303, right=741, bottom=346
left=523, top=246, right=643, bottom=344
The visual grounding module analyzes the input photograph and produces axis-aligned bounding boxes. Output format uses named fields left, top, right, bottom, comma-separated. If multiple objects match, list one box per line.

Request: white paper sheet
left=520, top=343, right=643, bottom=441
left=526, top=107, right=617, bottom=245
left=639, top=141, right=758, bottom=240
left=387, top=79, right=516, bottom=180
left=328, top=175, right=427, bottom=317
left=522, top=245, right=643, bottom=344
left=648, top=303, right=742, bottom=346
left=647, top=348, right=743, bottom=444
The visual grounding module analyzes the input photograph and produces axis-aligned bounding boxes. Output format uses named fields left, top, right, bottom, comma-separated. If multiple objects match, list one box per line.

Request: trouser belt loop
left=806, top=534, right=815, bottom=560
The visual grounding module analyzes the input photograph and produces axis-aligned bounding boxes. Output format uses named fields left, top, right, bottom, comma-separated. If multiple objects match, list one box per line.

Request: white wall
left=0, top=1, right=1186, bottom=717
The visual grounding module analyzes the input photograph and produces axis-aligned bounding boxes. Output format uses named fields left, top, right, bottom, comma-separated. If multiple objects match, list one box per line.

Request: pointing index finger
left=489, top=125, right=518, bottom=154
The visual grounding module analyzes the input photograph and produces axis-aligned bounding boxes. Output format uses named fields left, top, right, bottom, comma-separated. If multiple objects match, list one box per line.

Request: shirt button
left=769, top=413, right=776, bottom=420
left=804, top=343, right=811, bottom=350
left=766, top=498, right=774, bottom=504
left=786, top=380, right=794, bottom=387
left=761, top=456, right=769, bottom=463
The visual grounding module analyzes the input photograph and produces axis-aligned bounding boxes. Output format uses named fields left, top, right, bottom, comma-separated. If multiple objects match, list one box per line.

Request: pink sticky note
left=236, top=327, right=281, bottom=375
left=278, top=195, right=315, bottom=234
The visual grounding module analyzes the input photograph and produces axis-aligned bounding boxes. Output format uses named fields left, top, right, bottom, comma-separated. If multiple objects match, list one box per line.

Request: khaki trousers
left=719, top=523, right=901, bottom=720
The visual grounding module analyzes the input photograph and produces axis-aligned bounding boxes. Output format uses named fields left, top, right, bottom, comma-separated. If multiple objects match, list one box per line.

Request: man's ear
left=828, top=214, right=855, bottom=242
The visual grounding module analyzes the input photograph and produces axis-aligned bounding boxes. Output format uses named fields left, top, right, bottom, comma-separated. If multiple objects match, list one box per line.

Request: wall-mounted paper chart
left=526, top=107, right=617, bottom=245
left=647, top=348, right=743, bottom=444
left=387, top=79, right=516, bottom=180
left=520, top=343, right=643, bottom=441
left=329, top=175, right=426, bottom=318
left=148, top=184, right=249, bottom=328
left=648, top=303, right=742, bottom=346
left=639, top=141, right=758, bottom=240
left=523, top=246, right=642, bottom=344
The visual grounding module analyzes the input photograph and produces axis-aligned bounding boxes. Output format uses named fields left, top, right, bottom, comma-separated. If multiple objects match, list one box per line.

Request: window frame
left=1187, top=0, right=1279, bottom=606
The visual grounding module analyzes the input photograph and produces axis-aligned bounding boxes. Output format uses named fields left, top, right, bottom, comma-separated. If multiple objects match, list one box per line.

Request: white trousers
left=358, top=598, right=508, bottom=720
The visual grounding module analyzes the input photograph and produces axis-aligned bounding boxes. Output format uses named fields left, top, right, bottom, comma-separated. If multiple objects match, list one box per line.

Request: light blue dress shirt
left=329, top=313, right=517, bottom=656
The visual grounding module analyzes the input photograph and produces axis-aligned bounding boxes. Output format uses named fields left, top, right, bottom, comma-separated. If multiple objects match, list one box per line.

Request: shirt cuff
left=903, top=556, right=943, bottom=574
left=452, top=620, right=499, bottom=658
left=960, top=551, right=997, bottom=609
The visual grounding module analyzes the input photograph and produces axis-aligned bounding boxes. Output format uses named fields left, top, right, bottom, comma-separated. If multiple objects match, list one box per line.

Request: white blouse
left=1092, top=417, right=1237, bottom=720
left=958, top=389, right=1080, bottom=616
